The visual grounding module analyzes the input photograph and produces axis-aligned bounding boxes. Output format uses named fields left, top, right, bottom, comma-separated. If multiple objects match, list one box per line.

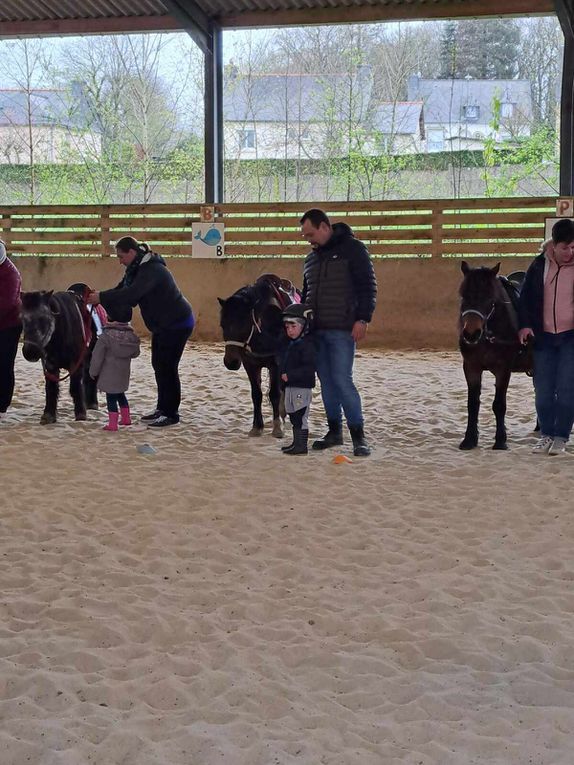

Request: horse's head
left=459, top=261, right=501, bottom=345
left=218, top=289, right=256, bottom=370
left=20, top=290, right=57, bottom=362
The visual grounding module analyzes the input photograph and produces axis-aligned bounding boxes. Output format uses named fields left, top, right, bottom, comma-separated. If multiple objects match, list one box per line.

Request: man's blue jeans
left=533, top=330, right=574, bottom=440
left=315, top=330, right=363, bottom=427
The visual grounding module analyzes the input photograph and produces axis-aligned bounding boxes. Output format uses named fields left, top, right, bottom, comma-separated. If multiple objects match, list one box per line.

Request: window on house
left=427, top=128, right=445, bottom=152
left=500, top=102, right=514, bottom=118
left=462, top=104, right=480, bottom=121
left=238, top=129, right=255, bottom=149
left=287, top=126, right=310, bottom=142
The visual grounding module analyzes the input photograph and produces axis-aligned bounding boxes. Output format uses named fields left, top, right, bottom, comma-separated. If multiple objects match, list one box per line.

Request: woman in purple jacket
left=0, top=241, right=22, bottom=414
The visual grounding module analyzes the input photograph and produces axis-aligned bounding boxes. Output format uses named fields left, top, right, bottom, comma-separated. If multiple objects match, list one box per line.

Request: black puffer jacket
left=100, top=253, right=193, bottom=334
left=301, top=222, right=377, bottom=331
left=277, top=334, right=316, bottom=389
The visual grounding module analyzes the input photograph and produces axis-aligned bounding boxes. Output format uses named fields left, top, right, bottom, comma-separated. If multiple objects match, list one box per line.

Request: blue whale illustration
left=195, top=227, right=221, bottom=246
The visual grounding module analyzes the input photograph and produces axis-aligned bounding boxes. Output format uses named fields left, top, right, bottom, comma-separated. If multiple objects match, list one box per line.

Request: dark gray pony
left=20, top=290, right=90, bottom=424
left=219, top=277, right=291, bottom=438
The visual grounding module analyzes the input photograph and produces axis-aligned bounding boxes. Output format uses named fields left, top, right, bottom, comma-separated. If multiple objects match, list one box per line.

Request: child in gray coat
left=89, top=305, right=140, bottom=431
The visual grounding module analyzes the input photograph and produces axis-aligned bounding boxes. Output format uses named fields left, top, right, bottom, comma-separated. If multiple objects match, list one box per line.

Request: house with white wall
left=224, top=69, right=374, bottom=161
left=406, top=75, right=533, bottom=153
left=0, top=88, right=101, bottom=164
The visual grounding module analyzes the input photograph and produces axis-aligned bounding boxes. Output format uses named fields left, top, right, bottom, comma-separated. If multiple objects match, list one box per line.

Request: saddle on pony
left=499, top=271, right=526, bottom=315
left=256, top=273, right=301, bottom=310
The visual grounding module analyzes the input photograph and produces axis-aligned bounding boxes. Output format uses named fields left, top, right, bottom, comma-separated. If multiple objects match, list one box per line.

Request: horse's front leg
left=460, top=361, right=481, bottom=450
left=492, top=368, right=511, bottom=450
left=41, top=375, right=59, bottom=425
left=268, top=362, right=284, bottom=438
left=70, top=368, right=87, bottom=421
left=245, top=362, right=264, bottom=437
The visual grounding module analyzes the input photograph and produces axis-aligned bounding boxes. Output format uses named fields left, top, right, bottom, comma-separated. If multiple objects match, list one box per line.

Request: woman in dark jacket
left=0, top=241, right=22, bottom=414
left=89, top=237, right=194, bottom=427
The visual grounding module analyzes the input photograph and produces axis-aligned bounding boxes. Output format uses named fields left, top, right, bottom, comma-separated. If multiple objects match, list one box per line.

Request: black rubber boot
left=312, top=419, right=343, bottom=451
left=281, top=436, right=295, bottom=452
left=283, top=428, right=309, bottom=455
left=349, top=425, right=371, bottom=457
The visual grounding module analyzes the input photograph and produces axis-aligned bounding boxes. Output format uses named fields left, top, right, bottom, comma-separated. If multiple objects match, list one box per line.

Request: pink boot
left=103, top=411, right=119, bottom=431
left=119, top=406, right=132, bottom=426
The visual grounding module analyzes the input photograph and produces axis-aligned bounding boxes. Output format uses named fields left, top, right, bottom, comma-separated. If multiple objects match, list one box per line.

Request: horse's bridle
left=224, top=308, right=268, bottom=357
left=460, top=304, right=496, bottom=345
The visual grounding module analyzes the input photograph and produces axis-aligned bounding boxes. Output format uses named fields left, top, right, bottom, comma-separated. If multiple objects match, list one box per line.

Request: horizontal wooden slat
left=11, top=231, right=101, bottom=242
left=442, top=212, right=546, bottom=225
left=441, top=242, right=538, bottom=254
left=443, top=226, right=545, bottom=240
left=5, top=217, right=102, bottom=229
left=11, top=244, right=103, bottom=254
left=107, top=216, right=200, bottom=228
left=225, top=245, right=307, bottom=256
left=216, top=197, right=555, bottom=214
left=218, top=213, right=434, bottom=228
left=0, top=204, right=202, bottom=215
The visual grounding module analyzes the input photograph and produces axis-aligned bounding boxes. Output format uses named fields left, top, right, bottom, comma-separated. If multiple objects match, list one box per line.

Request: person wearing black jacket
left=89, top=237, right=194, bottom=428
left=300, top=209, right=377, bottom=456
left=277, top=304, right=316, bottom=456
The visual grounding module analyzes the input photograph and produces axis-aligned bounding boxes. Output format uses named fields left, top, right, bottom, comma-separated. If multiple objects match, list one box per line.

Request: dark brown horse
left=459, top=261, right=533, bottom=450
left=21, top=290, right=91, bottom=424
left=219, top=276, right=298, bottom=438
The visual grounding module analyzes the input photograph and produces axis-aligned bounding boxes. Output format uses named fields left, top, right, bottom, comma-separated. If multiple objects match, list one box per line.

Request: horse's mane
left=224, top=280, right=275, bottom=313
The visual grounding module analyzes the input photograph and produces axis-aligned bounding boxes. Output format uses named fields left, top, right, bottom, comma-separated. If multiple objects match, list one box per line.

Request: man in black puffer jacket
left=300, top=209, right=377, bottom=456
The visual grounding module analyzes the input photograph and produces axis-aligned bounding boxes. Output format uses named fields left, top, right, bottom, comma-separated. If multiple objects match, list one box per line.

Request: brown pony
left=459, top=261, right=533, bottom=450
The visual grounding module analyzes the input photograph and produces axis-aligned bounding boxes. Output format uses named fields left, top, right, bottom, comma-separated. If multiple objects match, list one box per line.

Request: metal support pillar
left=204, top=25, right=224, bottom=203
left=557, top=0, right=574, bottom=195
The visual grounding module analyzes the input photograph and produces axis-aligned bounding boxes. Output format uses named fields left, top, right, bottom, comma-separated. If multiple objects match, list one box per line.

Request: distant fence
left=1, top=196, right=556, bottom=258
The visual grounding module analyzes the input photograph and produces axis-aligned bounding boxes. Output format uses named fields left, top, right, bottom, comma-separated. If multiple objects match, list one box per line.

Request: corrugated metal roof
left=0, top=0, right=552, bottom=25
left=0, top=0, right=170, bottom=22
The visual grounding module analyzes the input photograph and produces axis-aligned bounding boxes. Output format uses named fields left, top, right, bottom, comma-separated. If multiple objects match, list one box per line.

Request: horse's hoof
left=493, top=442, right=508, bottom=451
left=271, top=419, right=284, bottom=438
left=75, top=413, right=87, bottom=421
left=248, top=428, right=264, bottom=437
left=40, top=413, right=56, bottom=425
left=459, top=438, right=478, bottom=450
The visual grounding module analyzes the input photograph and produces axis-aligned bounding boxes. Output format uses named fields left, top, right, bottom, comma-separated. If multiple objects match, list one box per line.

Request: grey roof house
left=0, top=87, right=101, bottom=164
left=224, top=69, right=374, bottom=160
left=407, top=75, right=533, bottom=151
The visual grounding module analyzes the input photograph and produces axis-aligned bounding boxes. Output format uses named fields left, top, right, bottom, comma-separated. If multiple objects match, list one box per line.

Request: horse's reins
left=42, top=288, right=94, bottom=383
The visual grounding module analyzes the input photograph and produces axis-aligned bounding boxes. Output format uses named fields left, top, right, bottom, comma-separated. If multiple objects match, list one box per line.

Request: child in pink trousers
left=89, top=305, right=140, bottom=431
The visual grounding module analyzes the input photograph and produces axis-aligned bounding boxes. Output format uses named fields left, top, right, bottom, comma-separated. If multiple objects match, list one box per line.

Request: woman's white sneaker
left=532, top=436, right=553, bottom=454
left=549, top=437, right=568, bottom=456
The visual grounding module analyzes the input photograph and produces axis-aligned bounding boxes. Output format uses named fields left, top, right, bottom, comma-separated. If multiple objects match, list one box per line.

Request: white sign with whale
left=191, top=223, right=225, bottom=258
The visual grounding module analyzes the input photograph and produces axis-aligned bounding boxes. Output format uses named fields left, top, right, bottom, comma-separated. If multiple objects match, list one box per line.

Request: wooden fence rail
left=0, top=196, right=557, bottom=258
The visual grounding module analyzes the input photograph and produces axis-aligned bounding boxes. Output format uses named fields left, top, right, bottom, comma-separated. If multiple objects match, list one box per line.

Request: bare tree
left=0, top=39, right=52, bottom=203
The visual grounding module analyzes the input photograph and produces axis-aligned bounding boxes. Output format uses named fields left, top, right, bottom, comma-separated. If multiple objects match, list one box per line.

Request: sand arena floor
left=1, top=343, right=574, bottom=765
